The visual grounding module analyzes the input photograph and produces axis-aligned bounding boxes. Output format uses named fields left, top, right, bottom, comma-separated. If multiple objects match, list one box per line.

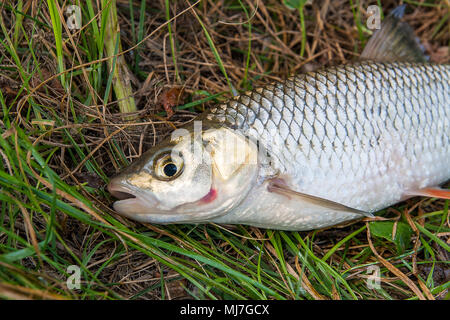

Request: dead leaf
left=160, top=87, right=185, bottom=118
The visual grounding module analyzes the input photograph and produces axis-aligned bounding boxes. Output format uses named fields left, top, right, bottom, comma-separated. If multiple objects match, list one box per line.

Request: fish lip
left=107, top=180, right=231, bottom=223
left=108, top=179, right=187, bottom=220
left=107, top=181, right=136, bottom=200
left=107, top=180, right=137, bottom=200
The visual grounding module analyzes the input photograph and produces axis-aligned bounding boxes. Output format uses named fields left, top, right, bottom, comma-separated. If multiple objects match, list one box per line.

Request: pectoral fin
left=404, top=187, right=450, bottom=200
left=360, top=5, right=427, bottom=63
left=268, top=179, right=374, bottom=218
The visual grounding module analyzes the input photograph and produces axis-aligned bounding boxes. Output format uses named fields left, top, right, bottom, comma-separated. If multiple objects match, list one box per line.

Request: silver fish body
left=200, top=62, right=450, bottom=230
left=108, top=61, right=450, bottom=230
left=108, top=7, right=450, bottom=230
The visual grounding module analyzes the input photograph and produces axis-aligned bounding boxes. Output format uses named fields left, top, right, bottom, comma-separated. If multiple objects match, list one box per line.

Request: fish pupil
left=163, top=163, right=177, bottom=177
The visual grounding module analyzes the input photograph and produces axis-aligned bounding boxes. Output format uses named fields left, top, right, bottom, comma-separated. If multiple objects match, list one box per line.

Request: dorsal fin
left=361, top=5, right=427, bottom=63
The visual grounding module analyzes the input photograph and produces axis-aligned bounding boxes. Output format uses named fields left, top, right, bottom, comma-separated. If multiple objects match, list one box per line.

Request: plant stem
left=102, top=0, right=137, bottom=116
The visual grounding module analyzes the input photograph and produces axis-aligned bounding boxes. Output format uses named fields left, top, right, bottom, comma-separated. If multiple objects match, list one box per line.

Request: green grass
left=165, top=0, right=180, bottom=83
left=0, top=0, right=448, bottom=300
left=189, top=2, right=235, bottom=95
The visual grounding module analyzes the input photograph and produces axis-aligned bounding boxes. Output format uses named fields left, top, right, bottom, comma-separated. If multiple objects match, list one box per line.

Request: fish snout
left=107, top=178, right=136, bottom=200
left=107, top=176, right=162, bottom=217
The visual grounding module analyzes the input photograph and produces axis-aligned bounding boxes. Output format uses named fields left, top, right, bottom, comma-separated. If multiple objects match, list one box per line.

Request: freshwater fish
left=108, top=6, right=450, bottom=231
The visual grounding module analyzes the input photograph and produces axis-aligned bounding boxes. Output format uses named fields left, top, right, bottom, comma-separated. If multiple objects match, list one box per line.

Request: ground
left=0, top=0, right=448, bottom=300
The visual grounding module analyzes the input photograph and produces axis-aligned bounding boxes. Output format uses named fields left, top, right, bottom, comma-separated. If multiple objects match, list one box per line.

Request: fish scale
left=204, top=62, right=450, bottom=217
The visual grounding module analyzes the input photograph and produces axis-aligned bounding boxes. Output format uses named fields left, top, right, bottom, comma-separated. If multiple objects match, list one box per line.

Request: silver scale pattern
left=205, top=62, right=450, bottom=211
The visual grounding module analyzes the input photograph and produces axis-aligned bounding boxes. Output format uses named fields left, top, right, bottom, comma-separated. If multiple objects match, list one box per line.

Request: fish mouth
left=107, top=179, right=230, bottom=224
left=107, top=180, right=161, bottom=218
left=108, top=187, right=136, bottom=201
left=107, top=180, right=136, bottom=200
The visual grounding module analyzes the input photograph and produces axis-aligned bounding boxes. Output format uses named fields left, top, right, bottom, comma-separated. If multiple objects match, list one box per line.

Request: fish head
left=108, top=125, right=259, bottom=224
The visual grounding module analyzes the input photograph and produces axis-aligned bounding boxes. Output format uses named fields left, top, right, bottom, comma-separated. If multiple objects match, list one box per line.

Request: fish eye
left=154, top=152, right=183, bottom=180
left=163, top=163, right=178, bottom=177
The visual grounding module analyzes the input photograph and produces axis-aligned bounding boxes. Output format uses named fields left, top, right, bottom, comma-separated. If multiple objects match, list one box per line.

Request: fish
left=108, top=6, right=450, bottom=231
